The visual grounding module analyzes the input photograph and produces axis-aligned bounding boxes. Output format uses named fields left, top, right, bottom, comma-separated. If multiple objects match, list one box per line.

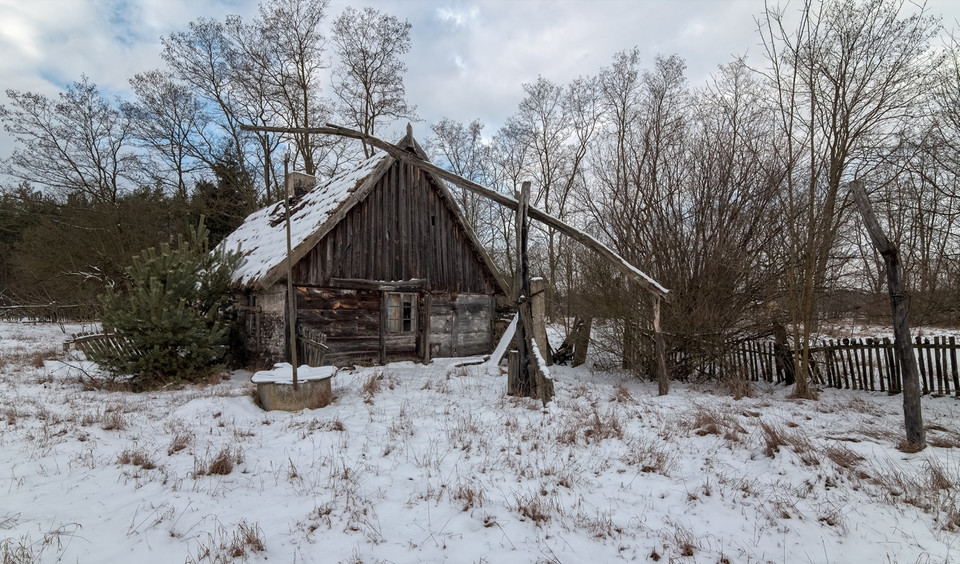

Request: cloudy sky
left=1, top=0, right=959, bottom=159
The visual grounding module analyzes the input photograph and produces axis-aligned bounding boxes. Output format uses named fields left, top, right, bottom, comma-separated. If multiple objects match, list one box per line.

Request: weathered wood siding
left=294, top=286, right=420, bottom=365
left=239, top=284, right=286, bottom=367
left=292, top=160, right=498, bottom=295
left=430, top=294, right=493, bottom=357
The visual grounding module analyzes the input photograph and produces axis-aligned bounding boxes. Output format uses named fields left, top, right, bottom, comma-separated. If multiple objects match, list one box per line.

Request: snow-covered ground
left=1, top=321, right=959, bottom=563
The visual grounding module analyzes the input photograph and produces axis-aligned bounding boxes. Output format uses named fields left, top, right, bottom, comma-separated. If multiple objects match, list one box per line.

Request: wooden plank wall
left=429, top=294, right=493, bottom=357
left=293, top=160, right=498, bottom=295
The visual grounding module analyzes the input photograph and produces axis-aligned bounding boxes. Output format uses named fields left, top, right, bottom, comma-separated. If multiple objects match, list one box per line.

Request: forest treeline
left=2, top=0, right=960, bottom=395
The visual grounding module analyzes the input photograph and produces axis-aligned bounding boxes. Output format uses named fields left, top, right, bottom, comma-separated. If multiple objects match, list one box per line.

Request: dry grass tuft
left=897, top=441, right=927, bottom=454
left=514, top=491, right=555, bottom=525
left=194, top=447, right=242, bottom=477
left=30, top=352, right=47, bottom=369
left=926, top=424, right=960, bottom=449
left=187, top=520, right=265, bottom=563
left=869, top=457, right=959, bottom=530
left=207, top=449, right=236, bottom=475
left=453, top=483, right=486, bottom=511
left=758, top=422, right=819, bottom=465
left=610, top=382, right=636, bottom=404
left=620, top=436, right=675, bottom=475
left=687, top=404, right=746, bottom=441
left=117, top=448, right=157, bottom=470
left=167, top=429, right=193, bottom=455
left=361, top=370, right=398, bottom=403
left=231, top=520, right=265, bottom=556
left=760, top=422, right=787, bottom=458
left=825, top=443, right=865, bottom=476
left=312, top=417, right=345, bottom=432
left=557, top=406, right=624, bottom=445
left=101, top=410, right=126, bottom=431
left=723, top=377, right=755, bottom=400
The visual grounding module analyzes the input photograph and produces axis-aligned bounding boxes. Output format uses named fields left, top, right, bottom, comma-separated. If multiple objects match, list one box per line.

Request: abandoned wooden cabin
left=222, top=130, right=508, bottom=367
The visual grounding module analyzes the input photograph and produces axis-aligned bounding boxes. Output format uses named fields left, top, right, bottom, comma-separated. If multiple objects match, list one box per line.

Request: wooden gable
left=292, top=158, right=502, bottom=295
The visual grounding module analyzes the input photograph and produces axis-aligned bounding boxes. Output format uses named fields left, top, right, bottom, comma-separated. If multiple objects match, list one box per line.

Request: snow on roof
left=222, top=153, right=389, bottom=288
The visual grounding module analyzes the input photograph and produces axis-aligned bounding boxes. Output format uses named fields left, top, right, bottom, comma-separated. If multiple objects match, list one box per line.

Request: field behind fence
left=716, top=336, right=960, bottom=396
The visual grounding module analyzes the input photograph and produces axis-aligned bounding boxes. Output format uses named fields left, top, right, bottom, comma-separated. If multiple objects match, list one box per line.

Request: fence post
left=934, top=336, right=944, bottom=395
left=951, top=336, right=959, bottom=398
left=882, top=337, right=897, bottom=393
left=874, top=338, right=885, bottom=393
left=916, top=336, right=927, bottom=395
left=843, top=338, right=854, bottom=389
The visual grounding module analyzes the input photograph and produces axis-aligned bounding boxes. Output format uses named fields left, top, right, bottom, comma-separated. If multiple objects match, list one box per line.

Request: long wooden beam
left=239, top=123, right=669, bottom=300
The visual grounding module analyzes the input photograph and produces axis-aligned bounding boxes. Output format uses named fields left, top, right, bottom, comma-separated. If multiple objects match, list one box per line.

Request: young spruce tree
left=99, top=219, right=242, bottom=389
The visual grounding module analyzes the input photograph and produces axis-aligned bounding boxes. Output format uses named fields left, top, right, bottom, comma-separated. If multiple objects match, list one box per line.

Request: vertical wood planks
left=708, top=334, right=960, bottom=397
left=952, top=336, right=959, bottom=398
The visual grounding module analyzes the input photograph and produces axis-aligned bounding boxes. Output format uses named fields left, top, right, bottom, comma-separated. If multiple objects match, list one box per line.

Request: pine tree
left=98, top=219, right=242, bottom=389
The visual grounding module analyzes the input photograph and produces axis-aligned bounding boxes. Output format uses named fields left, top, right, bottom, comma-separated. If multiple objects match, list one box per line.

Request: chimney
left=286, top=172, right=316, bottom=199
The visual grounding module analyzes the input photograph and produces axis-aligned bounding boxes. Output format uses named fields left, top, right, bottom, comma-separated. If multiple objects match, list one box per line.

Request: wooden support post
left=654, top=296, right=669, bottom=396
left=421, top=293, right=432, bottom=364
left=951, top=336, right=959, bottom=398
left=283, top=155, right=299, bottom=389
left=507, top=349, right=519, bottom=395
left=512, top=181, right=553, bottom=405
left=852, top=180, right=924, bottom=447
left=531, top=277, right=551, bottom=366
left=572, top=317, right=592, bottom=368
left=379, top=291, right=387, bottom=365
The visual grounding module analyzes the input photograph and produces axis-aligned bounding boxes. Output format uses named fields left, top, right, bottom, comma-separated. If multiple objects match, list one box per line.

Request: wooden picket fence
left=813, top=336, right=960, bottom=396
left=63, top=332, right=140, bottom=361
left=297, top=325, right=329, bottom=367
left=704, top=335, right=960, bottom=396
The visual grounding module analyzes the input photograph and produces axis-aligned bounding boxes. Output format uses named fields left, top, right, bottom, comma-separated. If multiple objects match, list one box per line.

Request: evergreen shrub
left=97, top=220, right=242, bottom=389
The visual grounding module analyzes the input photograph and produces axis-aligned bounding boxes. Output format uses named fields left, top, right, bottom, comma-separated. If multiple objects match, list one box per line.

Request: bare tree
left=1, top=76, right=140, bottom=204
left=124, top=70, right=208, bottom=199
left=505, top=75, right=598, bottom=321
left=331, top=6, right=417, bottom=158
left=240, top=0, right=337, bottom=179
left=0, top=77, right=192, bottom=302
left=582, top=52, right=689, bottom=374
left=161, top=18, right=256, bottom=190
left=757, top=0, right=942, bottom=398
left=161, top=0, right=338, bottom=202
left=428, top=118, right=495, bottom=242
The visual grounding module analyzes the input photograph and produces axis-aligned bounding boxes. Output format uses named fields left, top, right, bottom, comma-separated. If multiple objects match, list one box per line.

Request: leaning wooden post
left=283, top=154, right=299, bottom=389
left=654, top=297, right=669, bottom=395
left=852, top=180, right=924, bottom=447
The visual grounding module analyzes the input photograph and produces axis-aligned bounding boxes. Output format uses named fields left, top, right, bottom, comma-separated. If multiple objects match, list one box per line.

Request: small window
left=386, top=293, right=417, bottom=333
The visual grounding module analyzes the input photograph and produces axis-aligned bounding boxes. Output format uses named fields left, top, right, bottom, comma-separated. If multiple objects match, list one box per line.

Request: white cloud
left=682, top=20, right=707, bottom=40
left=3, top=0, right=960, bottom=163
left=436, top=5, right=479, bottom=27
